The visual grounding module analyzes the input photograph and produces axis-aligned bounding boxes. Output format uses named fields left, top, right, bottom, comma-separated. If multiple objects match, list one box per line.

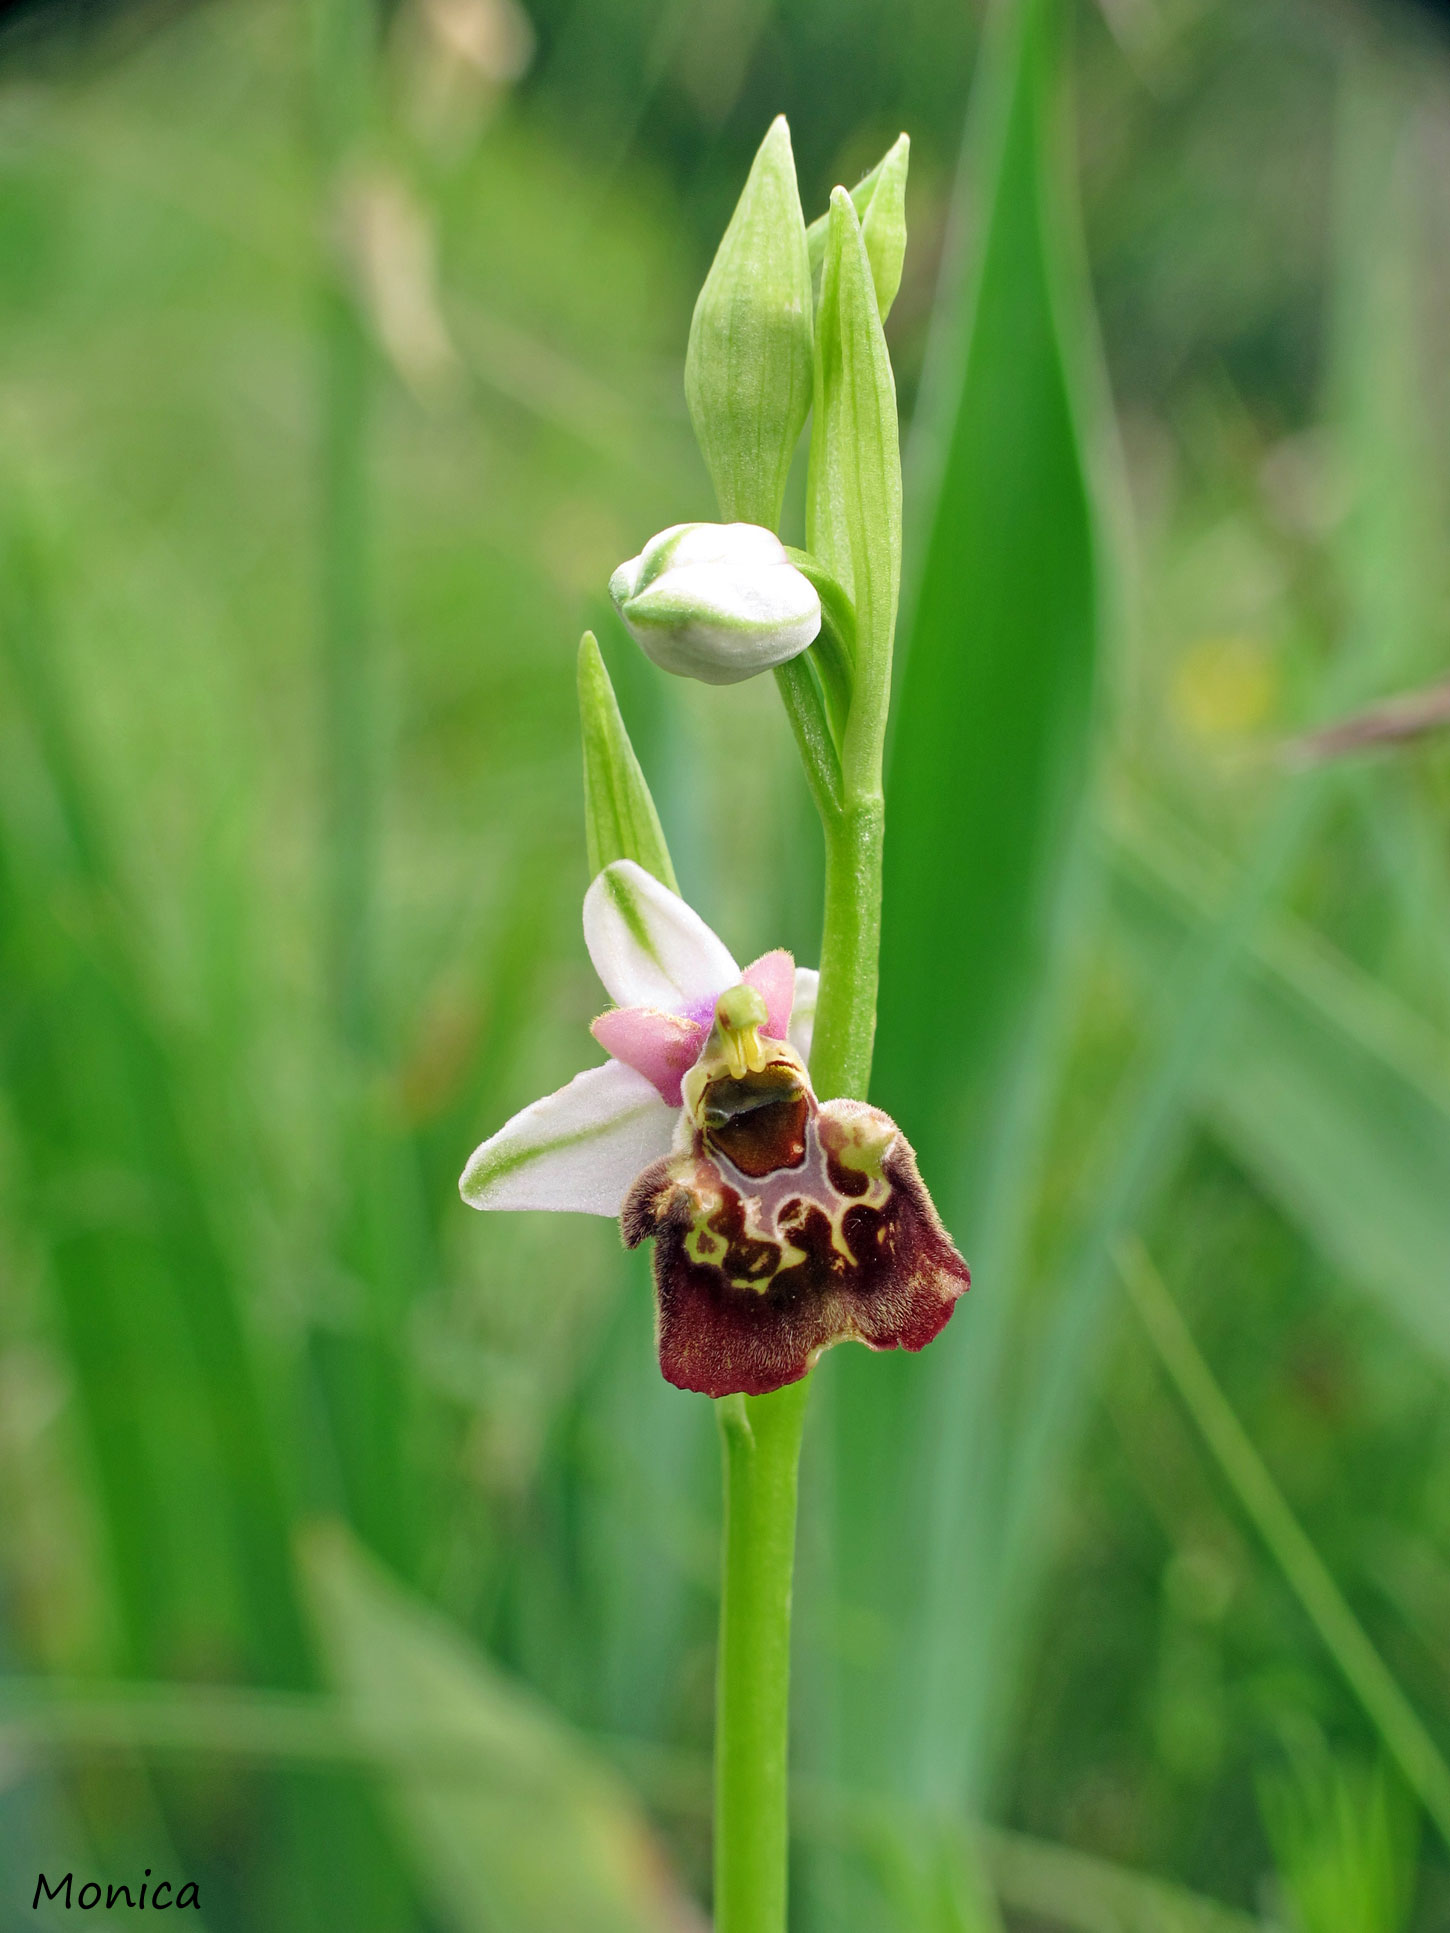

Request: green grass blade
left=1259, top=1754, right=1418, bottom=1933
left=1110, top=811, right=1450, bottom=1368
left=301, top=1522, right=703, bottom=1933
left=1118, top=1239, right=1450, bottom=1855
left=980, top=1826, right=1280, bottom=1933
left=565, top=1268, right=716, bottom=1744
left=876, top=0, right=1101, bottom=1217
left=0, top=521, right=419, bottom=1929
left=963, top=37, right=1450, bottom=1826
left=315, top=0, right=379, bottom=1060
left=0, top=1674, right=1287, bottom=1933
left=307, top=0, right=432, bottom=1591
left=0, top=528, right=311, bottom=1689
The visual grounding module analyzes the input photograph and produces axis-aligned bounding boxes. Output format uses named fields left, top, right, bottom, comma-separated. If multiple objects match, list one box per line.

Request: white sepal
left=459, top=1060, right=676, bottom=1217
left=583, top=860, right=738, bottom=1014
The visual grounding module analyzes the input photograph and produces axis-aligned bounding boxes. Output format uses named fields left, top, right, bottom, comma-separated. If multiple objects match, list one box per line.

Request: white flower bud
left=609, top=523, right=822, bottom=686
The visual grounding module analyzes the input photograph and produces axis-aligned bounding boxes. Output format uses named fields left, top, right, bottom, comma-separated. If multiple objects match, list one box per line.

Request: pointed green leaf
left=806, top=134, right=910, bottom=322
left=821, top=0, right=1108, bottom=1826
left=685, top=115, right=813, bottom=530
left=948, top=60, right=1448, bottom=1877
left=578, top=632, right=678, bottom=892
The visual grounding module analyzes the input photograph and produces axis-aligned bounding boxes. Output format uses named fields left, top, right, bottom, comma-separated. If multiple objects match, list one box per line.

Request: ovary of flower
left=459, top=860, right=969, bottom=1398
left=609, top=523, right=821, bottom=685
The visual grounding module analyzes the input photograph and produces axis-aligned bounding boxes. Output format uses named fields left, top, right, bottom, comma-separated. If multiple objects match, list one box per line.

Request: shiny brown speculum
left=700, top=1063, right=810, bottom=1178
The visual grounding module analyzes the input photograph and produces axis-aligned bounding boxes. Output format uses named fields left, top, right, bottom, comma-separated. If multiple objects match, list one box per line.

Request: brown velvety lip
left=622, top=1096, right=970, bottom=1397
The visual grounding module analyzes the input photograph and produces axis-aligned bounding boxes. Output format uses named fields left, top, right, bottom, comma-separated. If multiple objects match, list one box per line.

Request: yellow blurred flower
left=1172, top=634, right=1278, bottom=740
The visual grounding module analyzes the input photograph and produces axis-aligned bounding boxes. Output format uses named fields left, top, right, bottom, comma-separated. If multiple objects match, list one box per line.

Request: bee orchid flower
left=461, top=860, right=968, bottom=1396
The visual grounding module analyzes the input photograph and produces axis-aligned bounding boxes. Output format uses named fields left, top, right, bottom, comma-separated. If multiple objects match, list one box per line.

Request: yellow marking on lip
left=725, top=1229, right=806, bottom=1291
left=686, top=1218, right=728, bottom=1267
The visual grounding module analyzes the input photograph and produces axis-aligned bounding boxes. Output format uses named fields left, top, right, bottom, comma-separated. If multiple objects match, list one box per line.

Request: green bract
left=576, top=632, right=678, bottom=890
left=684, top=116, right=813, bottom=530
left=806, top=132, right=910, bottom=323
left=609, top=523, right=822, bottom=686
left=807, top=187, right=902, bottom=797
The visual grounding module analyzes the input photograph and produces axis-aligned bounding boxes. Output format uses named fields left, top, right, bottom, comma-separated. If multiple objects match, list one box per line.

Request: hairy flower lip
left=622, top=1095, right=969, bottom=1397
left=610, top=523, right=822, bottom=686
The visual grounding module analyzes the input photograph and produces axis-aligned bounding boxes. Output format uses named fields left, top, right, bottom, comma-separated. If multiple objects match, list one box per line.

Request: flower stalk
left=456, top=116, right=962, bottom=1933
left=701, top=137, right=907, bottom=1933
left=713, top=1380, right=810, bottom=1933
left=813, top=795, right=886, bottom=1105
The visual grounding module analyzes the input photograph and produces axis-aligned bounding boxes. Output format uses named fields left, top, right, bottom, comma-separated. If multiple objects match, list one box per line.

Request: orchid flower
left=461, top=859, right=968, bottom=1397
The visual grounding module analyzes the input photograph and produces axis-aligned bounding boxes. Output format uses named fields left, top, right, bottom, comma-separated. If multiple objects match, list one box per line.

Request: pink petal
left=741, top=950, right=795, bottom=1040
left=591, top=1006, right=704, bottom=1108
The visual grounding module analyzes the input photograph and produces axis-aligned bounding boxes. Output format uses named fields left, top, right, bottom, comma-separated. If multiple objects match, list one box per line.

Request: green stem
left=811, top=795, right=885, bottom=1104
left=714, top=1379, right=811, bottom=1933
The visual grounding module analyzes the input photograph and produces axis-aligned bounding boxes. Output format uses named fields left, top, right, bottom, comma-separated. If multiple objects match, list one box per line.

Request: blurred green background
left=1, top=0, right=1449, bottom=1926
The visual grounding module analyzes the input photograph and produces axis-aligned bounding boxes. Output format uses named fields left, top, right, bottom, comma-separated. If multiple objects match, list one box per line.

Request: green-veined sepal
left=460, top=1062, right=676, bottom=1217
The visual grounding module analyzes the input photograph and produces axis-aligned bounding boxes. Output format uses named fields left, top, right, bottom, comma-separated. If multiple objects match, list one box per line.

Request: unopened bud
left=609, top=524, right=821, bottom=686
left=685, top=116, right=813, bottom=530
